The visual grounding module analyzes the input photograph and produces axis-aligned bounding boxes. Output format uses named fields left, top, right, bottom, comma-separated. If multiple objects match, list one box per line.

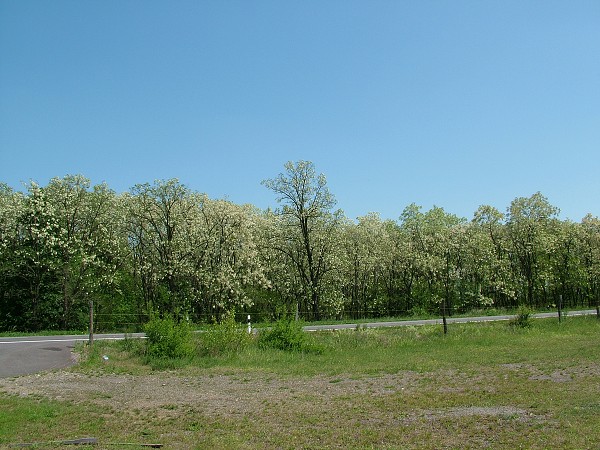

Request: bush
left=144, top=315, right=194, bottom=360
left=409, top=306, right=430, bottom=318
left=258, top=318, right=317, bottom=352
left=510, top=305, right=533, bottom=329
left=198, top=311, right=252, bottom=357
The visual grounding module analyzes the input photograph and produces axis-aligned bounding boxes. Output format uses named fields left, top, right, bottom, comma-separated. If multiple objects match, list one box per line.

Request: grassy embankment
left=1, top=316, right=599, bottom=449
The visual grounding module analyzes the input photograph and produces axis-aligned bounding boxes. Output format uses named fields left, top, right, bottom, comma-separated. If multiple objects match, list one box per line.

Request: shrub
left=258, top=318, right=318, bottom=352
left=409, top=306, right=430, bottom=318
left=198, top=311, right=252, bottom=357
left=510, top=305, right=533, bottom=329
left=144, top=315, right=194, bottom=360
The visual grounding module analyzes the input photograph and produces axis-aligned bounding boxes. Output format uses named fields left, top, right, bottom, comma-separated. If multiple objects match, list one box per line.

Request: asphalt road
left=1, top=310, right=596, bottom=378
left=302, top=310, right=597, bottom=331
left=0, top=333, right=144, bottom=378
left=0, top=336, right=77, bottom=378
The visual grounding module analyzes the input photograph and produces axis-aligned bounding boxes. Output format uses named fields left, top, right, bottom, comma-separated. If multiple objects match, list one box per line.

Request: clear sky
left=1, top=1, right=599, bottom=222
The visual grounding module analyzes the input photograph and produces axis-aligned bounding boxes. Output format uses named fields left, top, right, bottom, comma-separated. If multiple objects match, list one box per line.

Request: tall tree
left=262, top=161, right=340, bottom=320
left=0, top=184, right=28, bottom=330
left=506, top=192, right=559, bottom=306
left=186, top=198, right=269, bottom=320
left=44, top=176, right=122, bottom=328
left=551, top=220, right=585, bottom=306
left=4, top=176, right=123, bottom=330
left=127, top=179, right=195, bottom=316
left=11, top=182, right=61, bottom=329
left=339, top=213, right=386, bottom=318
left=580, top=214, right=600, bottom=314
left=400, top=204, right=467, bottom=331
left=253, top=208, right=305, bottom=319
left=471, top=205, right=515, bottom=307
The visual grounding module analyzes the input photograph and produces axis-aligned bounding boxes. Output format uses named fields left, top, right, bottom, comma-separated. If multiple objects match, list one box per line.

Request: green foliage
left=262, top=161, right=340, bottom=321
left=258, top=318, right=320, bottom=353
left=409, top=306, right=431, bottom=318
left=510, top=305, right=534, bottom=328
left=198, top=311, right=253, bottom=357
left=144, top=315, right=194, bottom=360
left=119, top=334, right=146, bottom=354
left=2, top=171, right=600, bottom=332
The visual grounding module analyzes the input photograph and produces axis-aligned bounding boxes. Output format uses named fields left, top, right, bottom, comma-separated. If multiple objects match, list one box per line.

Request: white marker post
left=247, top=314, right=252, bottom=334
left=89, top=299, right=94, bottom=346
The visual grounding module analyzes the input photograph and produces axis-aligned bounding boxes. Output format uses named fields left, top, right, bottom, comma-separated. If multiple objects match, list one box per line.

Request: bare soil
left=4, top=361, right=600, bottom=448
left=1, top=370, right=425, bottom=418
left=0, top=366, right=557, bottom=421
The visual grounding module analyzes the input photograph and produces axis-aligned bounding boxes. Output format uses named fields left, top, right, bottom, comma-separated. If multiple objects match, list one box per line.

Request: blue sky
left=1, top=1, right=599, bottom=221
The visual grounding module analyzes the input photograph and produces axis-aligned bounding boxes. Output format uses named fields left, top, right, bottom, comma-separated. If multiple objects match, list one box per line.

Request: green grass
left=1, top=316, right=599, bottom=449
left=0, top=396, right=105, bottom=446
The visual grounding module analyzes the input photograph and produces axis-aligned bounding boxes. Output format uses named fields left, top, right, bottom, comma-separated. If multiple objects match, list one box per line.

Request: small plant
left=409, top=306, right=431, bottom=318
left=119, top=333, right=142, bottom=353
left=509, top=305, right=533, bottom=328
left=198, top=311, right=252, bottom=357
left=144, top=315, right=194, bottom=360
left=258, top=317, right=320, bottom=353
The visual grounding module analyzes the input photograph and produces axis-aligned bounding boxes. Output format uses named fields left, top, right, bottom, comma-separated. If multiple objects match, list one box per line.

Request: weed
left=198, top=311, right=253, bottom=357
left=258, top=317, right=321, bottom=353
left=509, top=305, right=534, bottom=328
left=144, top=315, right=194, bottom=361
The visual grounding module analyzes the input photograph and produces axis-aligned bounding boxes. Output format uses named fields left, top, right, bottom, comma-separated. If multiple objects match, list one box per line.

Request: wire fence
left=89, top=302, right=599, bottom=333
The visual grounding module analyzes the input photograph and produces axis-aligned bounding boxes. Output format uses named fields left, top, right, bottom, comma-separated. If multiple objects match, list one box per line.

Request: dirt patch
left=0, top=367, right=543, bottom=421
left=500, top=362, right=600, bottom=383
left=418, top=406, right=532, bottom=420
left=0, top=370, right=427, bottom=419
left=0, top=366, right=564, bottom=449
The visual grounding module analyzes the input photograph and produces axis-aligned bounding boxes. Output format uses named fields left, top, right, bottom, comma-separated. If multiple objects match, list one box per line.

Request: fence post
left=558, top=294, right=563, bottom=323
left=89, top=299, right=94, bottom=346
left=441, top=299, right=448, bottom=335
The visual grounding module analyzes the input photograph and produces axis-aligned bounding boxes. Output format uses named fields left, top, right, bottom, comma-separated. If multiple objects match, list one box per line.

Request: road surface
left=1, top=310, right=596, bottom=377
left=0, top=336, right=77, bottom=378
left=302, top=310, right=596, bottom=331
left=0, top=333, right=144, bottom=378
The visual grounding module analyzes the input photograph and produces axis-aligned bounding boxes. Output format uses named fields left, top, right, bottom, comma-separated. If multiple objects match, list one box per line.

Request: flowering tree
left=506, top=192, right=559, bottom=306
left=0, top=176, right=123, bottom=330
left=186, top=198, right=269, bottom=321
left=126, top=179, right=195, bottom=316
left=262, top=161, right=341, bottom=320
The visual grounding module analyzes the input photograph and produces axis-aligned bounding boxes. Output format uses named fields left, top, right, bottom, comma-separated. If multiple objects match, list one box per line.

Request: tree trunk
left=312, top=290, right=320, bottom=321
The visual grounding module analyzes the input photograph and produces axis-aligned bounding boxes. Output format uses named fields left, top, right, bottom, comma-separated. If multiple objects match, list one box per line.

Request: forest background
left=1, top=161, right=599, bottom=332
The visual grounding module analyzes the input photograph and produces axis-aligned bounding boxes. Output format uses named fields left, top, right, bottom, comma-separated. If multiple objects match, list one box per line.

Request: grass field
left=1, top=316, right=599, bottom=449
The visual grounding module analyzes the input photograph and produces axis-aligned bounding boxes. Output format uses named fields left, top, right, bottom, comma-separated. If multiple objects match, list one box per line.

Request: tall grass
left=74, top=315, right=600, bottom=376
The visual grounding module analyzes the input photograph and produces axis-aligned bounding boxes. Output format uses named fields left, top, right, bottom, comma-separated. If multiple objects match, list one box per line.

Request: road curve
left=0, top=338, right=77, bottom=378
left=1, top=311, right=596, bottom=377
left=0, top=333, right=145, bottom=378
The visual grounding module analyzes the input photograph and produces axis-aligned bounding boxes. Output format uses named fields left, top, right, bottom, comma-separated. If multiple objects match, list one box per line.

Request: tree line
left=1, top=161, right=599, bottom=331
